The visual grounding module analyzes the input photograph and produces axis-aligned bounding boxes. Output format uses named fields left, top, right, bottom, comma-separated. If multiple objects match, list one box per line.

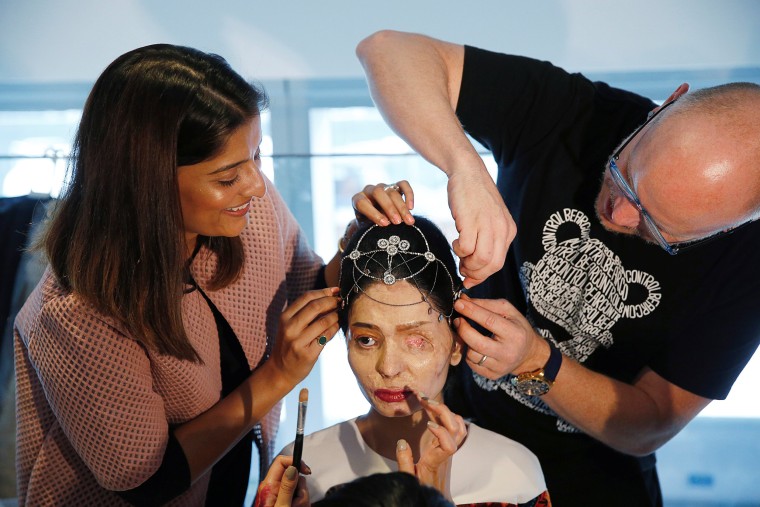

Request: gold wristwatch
left=510, top=340, right=562, bottom=396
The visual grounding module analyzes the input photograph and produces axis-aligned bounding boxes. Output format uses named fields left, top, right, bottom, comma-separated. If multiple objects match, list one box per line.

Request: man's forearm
left=356, top=30, right=483, bottom=177
left=543, top=359, right=710, bottom=456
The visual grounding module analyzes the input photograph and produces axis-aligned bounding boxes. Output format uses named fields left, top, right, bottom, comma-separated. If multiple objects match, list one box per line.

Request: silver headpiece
left=338, top=224, right=462, bottom=321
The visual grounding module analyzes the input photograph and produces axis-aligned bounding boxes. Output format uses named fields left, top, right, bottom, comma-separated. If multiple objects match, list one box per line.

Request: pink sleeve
left=27, top=296, right=169, bottom=490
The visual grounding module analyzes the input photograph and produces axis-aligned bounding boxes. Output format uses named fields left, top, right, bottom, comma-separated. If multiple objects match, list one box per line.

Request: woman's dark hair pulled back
left=337, top=216, right=462, bottom=332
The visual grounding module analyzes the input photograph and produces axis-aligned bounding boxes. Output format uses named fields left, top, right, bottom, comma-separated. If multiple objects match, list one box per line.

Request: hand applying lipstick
left=393, top=389, right=467, bottom=502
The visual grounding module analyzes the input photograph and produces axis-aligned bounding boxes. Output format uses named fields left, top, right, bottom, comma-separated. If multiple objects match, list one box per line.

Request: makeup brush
left=292, top=388, right=308, bottom=472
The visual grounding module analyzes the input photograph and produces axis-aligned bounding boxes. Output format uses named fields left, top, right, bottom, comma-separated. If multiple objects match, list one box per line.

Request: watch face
left=510, top=376, right=550, bottom=396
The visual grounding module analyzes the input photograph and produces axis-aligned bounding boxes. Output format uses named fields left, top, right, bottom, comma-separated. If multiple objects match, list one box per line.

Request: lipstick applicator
left=292, top=388, right=308, bottom=472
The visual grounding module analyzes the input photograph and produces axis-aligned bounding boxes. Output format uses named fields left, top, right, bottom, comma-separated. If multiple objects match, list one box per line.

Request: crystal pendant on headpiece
left=338, top=224, right=461, bottom=315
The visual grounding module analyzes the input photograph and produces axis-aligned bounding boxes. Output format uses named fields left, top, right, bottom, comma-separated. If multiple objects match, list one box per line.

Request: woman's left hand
left=395, top=395, right=467, bottom=500
left=269, top=287, right=341, bottom=389
left=351, top=180, right=415, bottom=227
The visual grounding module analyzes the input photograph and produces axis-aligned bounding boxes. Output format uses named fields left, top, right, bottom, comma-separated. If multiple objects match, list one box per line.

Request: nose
left=376, top=343, right=404, bottom=378
left=242, top=161, right=266, bottom=198
left=610, top=194, right=641, bottom=229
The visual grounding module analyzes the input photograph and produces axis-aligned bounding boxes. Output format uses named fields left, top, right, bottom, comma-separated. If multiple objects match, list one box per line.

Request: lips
left=224, top=199, right=251, bottom=215
left=374, top=389, right=412, bottom=403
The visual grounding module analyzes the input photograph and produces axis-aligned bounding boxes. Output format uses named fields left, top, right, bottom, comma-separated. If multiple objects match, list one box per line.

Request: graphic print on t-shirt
left=474, top=208, right=662, bottom=432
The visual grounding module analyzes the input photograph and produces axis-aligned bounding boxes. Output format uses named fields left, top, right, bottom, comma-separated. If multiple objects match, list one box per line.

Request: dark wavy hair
left=338, top=216, right=462, bottom=332
left=41, top=44, right=268, bottom=361
left=312, top=472, right=454, bottom=507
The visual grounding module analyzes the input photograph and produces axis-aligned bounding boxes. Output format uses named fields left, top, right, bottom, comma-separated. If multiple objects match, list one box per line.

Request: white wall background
left=1, top=0, right=759, bottom=83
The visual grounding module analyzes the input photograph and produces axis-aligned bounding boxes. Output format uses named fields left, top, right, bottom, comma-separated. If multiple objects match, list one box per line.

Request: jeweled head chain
left=338, top=223, right=463, bottom=322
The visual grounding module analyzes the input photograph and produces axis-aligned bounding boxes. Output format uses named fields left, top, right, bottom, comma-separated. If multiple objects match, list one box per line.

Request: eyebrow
left=352, top=320, right=433, bottom=332
left=209, top=158, right=249, bottom=175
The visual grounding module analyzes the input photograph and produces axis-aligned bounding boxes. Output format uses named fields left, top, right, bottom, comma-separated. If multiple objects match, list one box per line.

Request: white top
left=280, top=418, right=547, bottom=505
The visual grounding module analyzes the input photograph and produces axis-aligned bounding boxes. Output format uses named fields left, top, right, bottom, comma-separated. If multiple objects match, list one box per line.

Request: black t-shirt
left=450, top=46, right=760, bottom=507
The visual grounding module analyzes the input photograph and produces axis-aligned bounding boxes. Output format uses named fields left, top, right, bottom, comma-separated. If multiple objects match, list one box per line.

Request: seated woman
left=280, top=217, right=550, bottom=507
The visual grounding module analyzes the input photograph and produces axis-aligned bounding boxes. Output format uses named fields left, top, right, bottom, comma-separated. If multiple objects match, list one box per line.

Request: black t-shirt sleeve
left=456, top=45, right=656, bottom=179
left=456, top=45, right=593, bottom=169
left=115, top=429, right=191, bottom=506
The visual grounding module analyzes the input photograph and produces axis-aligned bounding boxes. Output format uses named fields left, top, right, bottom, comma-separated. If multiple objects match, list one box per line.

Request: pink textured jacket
left=14, top=184, right=323, bottom=506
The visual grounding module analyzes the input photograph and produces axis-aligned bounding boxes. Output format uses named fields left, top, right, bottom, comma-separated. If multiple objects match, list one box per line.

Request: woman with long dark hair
left=13, top=44, right=408, bottom=506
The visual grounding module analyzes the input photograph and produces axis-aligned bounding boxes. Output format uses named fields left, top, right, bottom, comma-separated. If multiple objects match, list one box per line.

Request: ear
left=657, top=83, right=690, bottom=111
left=610, top=195, right=643, bottom=229
left=450, top=334, right=464, bottom=366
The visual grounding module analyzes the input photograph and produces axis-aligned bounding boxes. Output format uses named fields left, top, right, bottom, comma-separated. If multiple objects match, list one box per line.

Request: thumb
left=275, top=466, right=299, bottom=507
left=395, top=439, right=415, bottom=475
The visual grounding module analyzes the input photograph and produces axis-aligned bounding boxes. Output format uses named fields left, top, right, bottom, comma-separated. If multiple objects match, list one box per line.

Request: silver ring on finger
left=476, top=354, right=488, bottom=366
left=384, top=183, right=400, bottom=193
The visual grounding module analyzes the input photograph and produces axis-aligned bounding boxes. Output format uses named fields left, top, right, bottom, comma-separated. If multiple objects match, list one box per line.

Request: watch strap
left=543, top=340, right=562, bottom=383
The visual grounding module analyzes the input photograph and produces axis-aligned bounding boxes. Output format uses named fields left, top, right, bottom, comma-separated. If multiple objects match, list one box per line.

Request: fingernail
left=426, top=398, right=440, bottom=406
left=380, top=218, right=390, bottom=226
left=285, top=466, right=297, bottom=480
left=397, top=439, right=408, bottom=451
left=454, top=300, right=464, bottom=311
left=392, top=214, right=401, bottom=224
left=453, top=318, right=461, bottom=327
left=427, top=421, right=440, bottom=429
left=304, top=464, right=312, bottom=475
left=418, top=391, right=428, bottom=400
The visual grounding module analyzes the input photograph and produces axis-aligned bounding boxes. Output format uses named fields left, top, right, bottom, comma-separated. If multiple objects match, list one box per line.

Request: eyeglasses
left=608, top=99, right=756, bottom=255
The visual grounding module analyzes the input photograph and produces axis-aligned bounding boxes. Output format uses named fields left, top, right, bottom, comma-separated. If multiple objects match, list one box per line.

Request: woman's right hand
left=325, top=180, right=415, bottom=287
left=351, top=180, right=415, bottom=227
left=269, top=287, right=341, bottom=389
left=395, top=395, right=467, bottom=500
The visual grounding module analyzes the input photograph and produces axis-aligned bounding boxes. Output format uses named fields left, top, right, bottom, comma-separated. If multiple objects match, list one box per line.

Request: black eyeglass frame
left=608, top=99, right=756, bottom=255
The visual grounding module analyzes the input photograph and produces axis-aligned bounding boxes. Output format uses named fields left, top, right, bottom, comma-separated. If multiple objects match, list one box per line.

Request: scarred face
left=177, top=116, right=266, bottom=255
left=346, top=281, right=462, bottom=418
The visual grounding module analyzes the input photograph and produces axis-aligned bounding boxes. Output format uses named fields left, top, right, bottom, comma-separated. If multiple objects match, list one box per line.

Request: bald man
left=357, top=30, right=760, bottom=507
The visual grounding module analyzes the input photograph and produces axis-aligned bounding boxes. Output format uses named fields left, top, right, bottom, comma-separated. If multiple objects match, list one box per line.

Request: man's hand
left=448, top=169, right=514, bottom=288
left=453, top=295, right=546, bottom=379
